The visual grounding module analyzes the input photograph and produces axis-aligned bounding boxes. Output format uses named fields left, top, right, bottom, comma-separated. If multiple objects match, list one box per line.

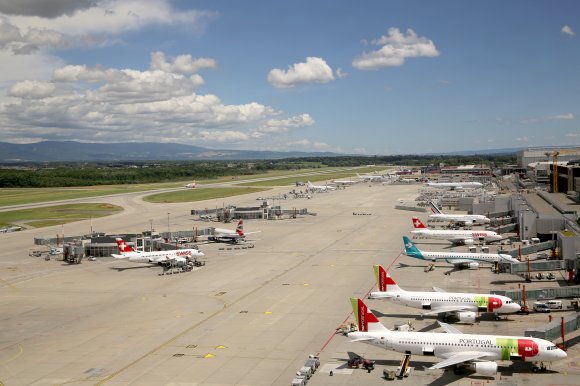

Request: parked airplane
left=411, top=217, right=502, bottom=245
left=211, top=219, right=260, bottom=243
left=331, top=178, right=356, bottom=186
left=348, top=297, right=566, bottom=376
left=307, top=181, right=336, bottom=192
left=403, top=236, right=519, bottom=269
left=184, top=181, right=196, bottom=188
left=429, top=202, right=490, bottom=226
left=426, top=180, right=483, bottom=189
left=113, top=238, right=204, bottom=266
left=357, top=173, right=385, bottom=182
left=369, top=265, right=520, bottom=323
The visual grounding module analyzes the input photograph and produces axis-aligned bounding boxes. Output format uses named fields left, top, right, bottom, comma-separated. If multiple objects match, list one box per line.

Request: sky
left=0, top=0, right=578, bottom=155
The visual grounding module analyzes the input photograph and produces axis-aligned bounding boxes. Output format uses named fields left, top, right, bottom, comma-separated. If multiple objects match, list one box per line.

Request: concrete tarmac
left=0, top=183, right=578, bottom=386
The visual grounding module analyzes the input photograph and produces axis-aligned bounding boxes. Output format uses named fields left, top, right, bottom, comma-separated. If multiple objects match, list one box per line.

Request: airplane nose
left=511, top=303, right=521, bottom=312
left=558, top=349, right=568, bottom=359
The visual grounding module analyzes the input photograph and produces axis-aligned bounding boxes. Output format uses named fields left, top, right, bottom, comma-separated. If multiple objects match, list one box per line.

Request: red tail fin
left=412, top=217, right=426, bottom=229
left=115, top=238, right=134, bottom=253
left=235, top=219, right=244, bottom=236
left=351, top=298, right=380, bottom=332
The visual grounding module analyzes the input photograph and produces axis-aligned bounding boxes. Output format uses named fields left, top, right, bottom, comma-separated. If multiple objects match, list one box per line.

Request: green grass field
left=143, top=187, right=271, bottom=203
left=0, top=203, right=123, bottom=229
left=0, top=184, right=180, bottom=207
left=236, top=166, right=389, bottom=187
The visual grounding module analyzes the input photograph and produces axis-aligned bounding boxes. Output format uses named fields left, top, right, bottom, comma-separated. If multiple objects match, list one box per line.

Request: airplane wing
left=437, top=321, right=464, bottom=334
left=427, top=352, right=490, bottom=370
left=447, top=259, right=479, bottom=265
left=423, top=305, right=474, bottom=315
left=348, top=337, right=375, bottom=342
left=432, top=286, right=446, bottom=292
left=243, top=231, right=261, bottom=235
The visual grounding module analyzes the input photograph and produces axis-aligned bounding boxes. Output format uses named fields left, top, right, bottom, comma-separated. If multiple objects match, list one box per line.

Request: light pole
left=149, top=219, right=153, bottom=233
left=167, top=212, right=171, bottom=240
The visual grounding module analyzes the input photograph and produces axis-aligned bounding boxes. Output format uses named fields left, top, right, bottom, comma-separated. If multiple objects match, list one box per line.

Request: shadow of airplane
left=109, top=265, right=155, bottom=272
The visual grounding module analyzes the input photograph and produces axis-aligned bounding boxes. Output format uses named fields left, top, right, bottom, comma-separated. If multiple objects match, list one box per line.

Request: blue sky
left=0, top=0, right=578, bottom=155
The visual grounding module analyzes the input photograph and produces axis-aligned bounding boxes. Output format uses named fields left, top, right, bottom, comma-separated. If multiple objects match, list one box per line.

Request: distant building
left=517, top=147, right=580, bottom=168
left=440, top=164, right=491, bottom=176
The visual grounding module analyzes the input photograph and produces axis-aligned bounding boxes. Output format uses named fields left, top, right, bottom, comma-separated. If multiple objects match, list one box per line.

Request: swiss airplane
left=411, top=217, right=502, bottom=245
left=369, top=265, right=520, bottom=323
left=426, top=181, right=483, bottom=189
left=428, top=202, right=490, bottom=226
left=403, top=236, right=519, bottom=269
left=113, top=238, right=204, bottom=266
left=211, top=219, right=259, bottom=243
left=348, top=297, right=566, bottom=376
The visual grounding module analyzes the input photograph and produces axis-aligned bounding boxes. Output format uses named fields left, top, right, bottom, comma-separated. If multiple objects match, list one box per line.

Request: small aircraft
left=425, top=180, right=483, bottom=190
left=211, top=219, right=260, bottom=243
left=403, top=236, right=519, bottom=269
left=369, top=265, right=520, bottom=323
left=348, top=297, right=566, bottom=376
left=184, top=181, right=196, bottom=188
left=428, top=202, right=490, bottom=226
left=306, top=181, right=336, bottom=192
left=411, top=217, right=502, bottom=245
left=113, top=238, right=204, bottom=267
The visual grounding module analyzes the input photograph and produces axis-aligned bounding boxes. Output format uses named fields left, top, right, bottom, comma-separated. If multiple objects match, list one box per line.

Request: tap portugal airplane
left=403, top=236, right=519, bottom=269
left=348, top=298, right=566, bottom=376
left=113, top=238, right=203, bottom=266
left=368, top=265, right=520, bottom=323
left=411, top=217, right=502, bottom=245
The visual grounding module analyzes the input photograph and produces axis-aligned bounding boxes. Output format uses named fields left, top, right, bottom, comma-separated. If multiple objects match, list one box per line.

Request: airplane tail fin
left=429, top=201, right=443, bottom=214
left=373, top=265, right=403, bottom=292
left=402, top=236, right=424, bottom=259
left=115, top=238, right=134, bottom=254
left=350, top=298, right=389, bottom=333
left=235, top=219, right=244, bottom=236
left=411, top=217, right=427, bottom=229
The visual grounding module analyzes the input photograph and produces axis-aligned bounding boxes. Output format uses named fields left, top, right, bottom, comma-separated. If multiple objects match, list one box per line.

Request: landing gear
left=532, top=362, right=547, bottom=372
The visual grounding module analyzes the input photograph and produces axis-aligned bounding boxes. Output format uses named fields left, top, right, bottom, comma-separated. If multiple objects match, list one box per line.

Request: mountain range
left=0, top=141, right=339, bottom=162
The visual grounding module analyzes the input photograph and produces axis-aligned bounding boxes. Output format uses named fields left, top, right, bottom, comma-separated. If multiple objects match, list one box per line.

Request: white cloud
left=254, top=114, right=314, bottom=134
left=352, top=28, right=439, bottom=70
left=0, top=1, right=215, bottom=54
left=8, top=80, right=55, bottom=98
left=521, top=112, right=574, bottom=124
left=566, top=133, right=580, bottom=137
left=548, top=113, right=574, bottom=120
left=562, top=25, right=575, bottom=37
left=267, top=57, right=335, bottom=88
left=150, top=52, right=217, bottom=75
left=0, top=51, right=315, bottom=148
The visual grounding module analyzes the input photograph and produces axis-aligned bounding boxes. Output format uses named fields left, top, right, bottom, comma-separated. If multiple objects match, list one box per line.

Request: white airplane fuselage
left=113, top=249, right=202, bottom=263
left=429, top=213, right=490, bottom=225
left=370, top=290, right=520, bottom=314
left=348, top=330, right=565, bottom=363
left=411, top=228, right=502, bottom=243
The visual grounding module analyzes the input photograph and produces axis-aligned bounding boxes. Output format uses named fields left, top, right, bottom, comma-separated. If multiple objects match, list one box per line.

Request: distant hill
left=0, top=141, right=340, bottom=162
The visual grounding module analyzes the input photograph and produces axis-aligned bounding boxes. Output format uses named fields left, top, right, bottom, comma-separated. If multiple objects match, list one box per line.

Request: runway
left=0, top=182, right=578, bottom=385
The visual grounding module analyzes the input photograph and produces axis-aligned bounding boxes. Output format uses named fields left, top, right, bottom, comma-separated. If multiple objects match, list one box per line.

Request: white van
left=545, top=300, right=563, bottom=309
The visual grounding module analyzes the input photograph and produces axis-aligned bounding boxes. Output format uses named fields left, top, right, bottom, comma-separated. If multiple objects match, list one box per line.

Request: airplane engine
left=463, top=238, right=475, bottom=245
left=457, top=311, right=477, bottom=324
left=458, top=262, right=479, bottom=270
left=468, top=361, right=498, bottom=376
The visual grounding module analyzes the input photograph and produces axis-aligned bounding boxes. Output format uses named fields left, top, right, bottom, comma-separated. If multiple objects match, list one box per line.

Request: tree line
left=0, top=154, right=516, bottom=188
